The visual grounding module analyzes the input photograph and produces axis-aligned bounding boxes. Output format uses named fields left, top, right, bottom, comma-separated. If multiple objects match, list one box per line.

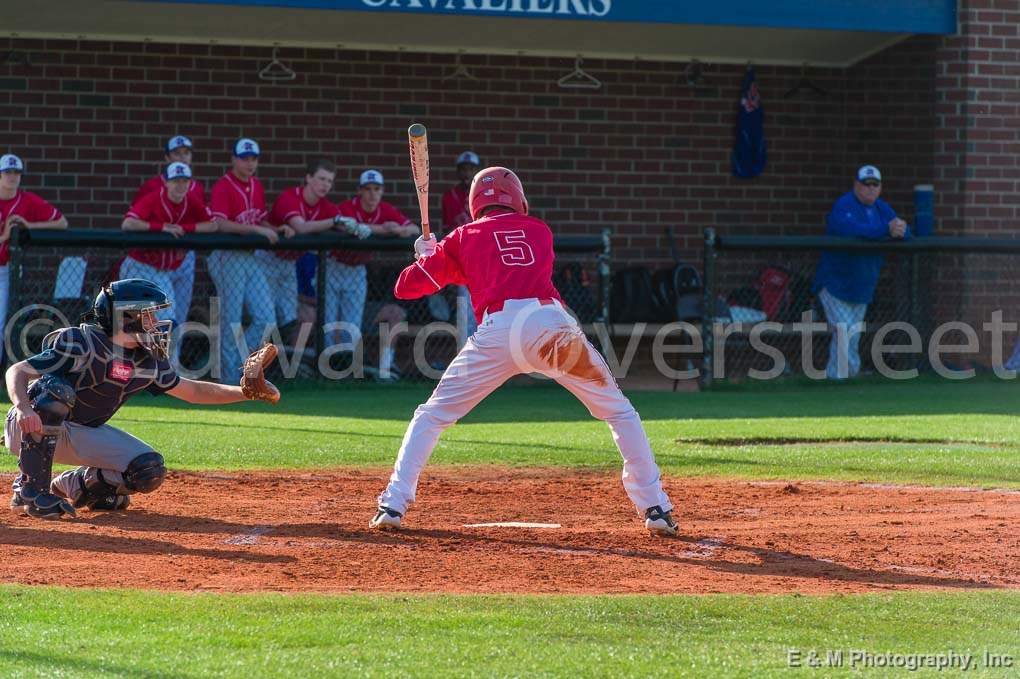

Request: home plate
left=463, top=522, right=561, bottom=529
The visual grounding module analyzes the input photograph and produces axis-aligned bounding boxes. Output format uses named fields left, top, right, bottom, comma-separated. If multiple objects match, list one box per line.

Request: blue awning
left=149, top=0, right=957, bottom=35
left=7, top=0, right=958, bottom=66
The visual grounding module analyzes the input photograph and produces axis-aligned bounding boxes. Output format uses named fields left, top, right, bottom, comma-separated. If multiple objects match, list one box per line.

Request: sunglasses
left=861, top=181, right=881, bottom=188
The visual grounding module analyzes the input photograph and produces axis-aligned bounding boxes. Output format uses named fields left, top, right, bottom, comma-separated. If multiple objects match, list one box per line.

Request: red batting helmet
left=469, top=166, right=528, bottom=220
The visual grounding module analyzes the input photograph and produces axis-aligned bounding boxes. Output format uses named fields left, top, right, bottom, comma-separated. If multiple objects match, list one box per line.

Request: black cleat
left=644, top=505, right=678, bottom=537
left=9, top=491, right=27, bottom=513
left=369, top=506, right=403, bottom=530
left=20, top=488, right=77, bottom=520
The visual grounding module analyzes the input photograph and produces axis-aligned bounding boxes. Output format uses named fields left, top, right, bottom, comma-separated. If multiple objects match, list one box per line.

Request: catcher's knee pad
left=123, top=452, right=166, bottom=494
left=19, top=375, right=76, bottom=493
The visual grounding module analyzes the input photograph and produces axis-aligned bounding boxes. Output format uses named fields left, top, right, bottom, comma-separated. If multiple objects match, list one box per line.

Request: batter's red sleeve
left=393, top=239, right=466, bottom=299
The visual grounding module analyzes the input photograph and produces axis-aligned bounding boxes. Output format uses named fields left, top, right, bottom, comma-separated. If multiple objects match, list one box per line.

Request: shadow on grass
left=0, top=650, right=202, bottom=679
left=112, top=417, right=588, bottom=455
left=658, top=452, right=1020, bottom=487
left=108, top=379, right=1020, bottom=423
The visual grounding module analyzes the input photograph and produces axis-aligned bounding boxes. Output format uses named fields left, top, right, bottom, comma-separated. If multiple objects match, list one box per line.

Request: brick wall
left=0, top=35, right=941, bottom=271
left=931, top=0, right=1020, bottom=351
left=935, top=0, right=1020, bottom=239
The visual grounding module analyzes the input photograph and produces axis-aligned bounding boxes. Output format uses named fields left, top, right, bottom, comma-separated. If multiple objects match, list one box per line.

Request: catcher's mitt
left=241, top=343, right=281, bottom=404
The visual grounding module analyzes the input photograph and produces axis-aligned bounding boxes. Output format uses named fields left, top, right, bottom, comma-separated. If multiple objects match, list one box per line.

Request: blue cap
left=0, top=154, right=24, bottom=172
left=359, top=169, right=384, bottom=187
left=164, top=162, right=193, bottom=180
left=856, top=165, right=882, bottom=183
left=166, top=135, right=193, bottom=153
left=233, top=138, right=261, bottom=158
left=456, top=151, right=480, bottom=167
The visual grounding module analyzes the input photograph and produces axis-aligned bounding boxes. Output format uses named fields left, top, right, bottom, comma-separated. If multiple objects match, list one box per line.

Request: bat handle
left=421, top=222, right=432, bottom=240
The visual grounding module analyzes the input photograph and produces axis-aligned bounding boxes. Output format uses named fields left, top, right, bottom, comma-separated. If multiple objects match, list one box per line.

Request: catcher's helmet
left=87, top=278, right=172, bottom=357
left=468, top=166, right=528, bottom=220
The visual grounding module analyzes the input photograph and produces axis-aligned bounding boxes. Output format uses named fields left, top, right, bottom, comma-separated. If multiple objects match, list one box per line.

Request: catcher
left=4, top=278, right=280, bottom=519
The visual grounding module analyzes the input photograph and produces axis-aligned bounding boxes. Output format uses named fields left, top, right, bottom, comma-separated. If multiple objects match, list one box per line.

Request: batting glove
left=343, top=221, right=372, bottom=240
left=333, top=215, right=358, bottom=231
left=414, top=235, right=437, bottom=259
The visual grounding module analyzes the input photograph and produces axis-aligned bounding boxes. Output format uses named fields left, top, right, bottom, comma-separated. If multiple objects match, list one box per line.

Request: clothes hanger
left=557, top=56, right=601, bottom=90
left=442, top=53, right=479, bottom=81
left=784, top=63, right=827, bottom=99
left=684, top=59, right=705, bottom=87
left=259, top=47, right=297, bottom=82
left=1, top=50, right=31, bottom=67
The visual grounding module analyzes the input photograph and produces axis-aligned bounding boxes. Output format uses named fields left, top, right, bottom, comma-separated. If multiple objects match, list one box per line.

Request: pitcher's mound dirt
left=1, top=468, right=1016, bottom=594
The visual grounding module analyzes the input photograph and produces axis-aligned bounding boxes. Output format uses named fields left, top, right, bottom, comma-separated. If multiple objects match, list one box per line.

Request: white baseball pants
left=324, top=260, right=367, bottom=348
left=170, top=250, right=196, bottom=327
left=818, top=287, right=868, bottom=380
left=257, top=251, right=299, bottom=327
left=207, top=250, right=275, bottom=384
left=377, top=298, right=673, bottom=517
left=0, top=264, right=8, bottom=362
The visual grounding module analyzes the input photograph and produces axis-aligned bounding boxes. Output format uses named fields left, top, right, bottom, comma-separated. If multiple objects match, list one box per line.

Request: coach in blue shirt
left=813, top=165, right=911, bottom=379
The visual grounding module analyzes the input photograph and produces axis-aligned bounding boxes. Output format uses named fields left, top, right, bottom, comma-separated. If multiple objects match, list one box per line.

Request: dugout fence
left=699, top=229, right=1020, bottom=388
left=4, top=228, right=610, bottom=384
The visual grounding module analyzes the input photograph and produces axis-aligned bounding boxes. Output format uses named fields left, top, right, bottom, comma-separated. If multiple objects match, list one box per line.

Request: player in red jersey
left=208, top=138, right=282, bottom=383
left=0, top=153, right=68, bottom=354
left=265, top=158, right=360, bottom=344
left=441, top=151, right=480, bottom=349
left=134, top=135, right=206, bottom=205
left=121, top=162, right=216, bottom=363
left=370, top=167, right=678, bottom=537
left=329, top=169, right=418, bottom=380
left=134, top=136, right=205, bottom=331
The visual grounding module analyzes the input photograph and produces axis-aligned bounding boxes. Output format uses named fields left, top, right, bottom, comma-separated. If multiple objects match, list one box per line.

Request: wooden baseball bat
left=407, top=123, right=432, bottom=240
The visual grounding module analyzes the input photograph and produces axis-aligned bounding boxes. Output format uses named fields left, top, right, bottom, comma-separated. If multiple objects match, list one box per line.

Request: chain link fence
left=3, top=228, right=609, bottom=384
left=700, top=231, right=1020, bottom=386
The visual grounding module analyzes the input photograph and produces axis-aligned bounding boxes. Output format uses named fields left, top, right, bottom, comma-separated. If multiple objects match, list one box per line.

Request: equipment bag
left=611, top=267, right=670, bottom=323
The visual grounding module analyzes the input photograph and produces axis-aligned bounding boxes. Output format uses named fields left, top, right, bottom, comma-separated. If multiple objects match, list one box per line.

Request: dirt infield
left=1, top=468, right=1017, bottom=594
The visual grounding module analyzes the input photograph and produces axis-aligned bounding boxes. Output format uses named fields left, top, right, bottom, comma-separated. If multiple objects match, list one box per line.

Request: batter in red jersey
left=370, top=167, right=677, bottom=537
left=120, top=162, right=216, bottom=362
left=0, top=153, right=68, bottom=355
left=133, top=135, right=205, bottom=330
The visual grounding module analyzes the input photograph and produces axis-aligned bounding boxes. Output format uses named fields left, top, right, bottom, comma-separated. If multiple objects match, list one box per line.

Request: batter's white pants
left=170, top=250, right=195, bottom=328
left=207, top=250, right=275, bottom=384
left=377, top=298, right=673, bottom=517
left=257, top=251, right=299, bottom=328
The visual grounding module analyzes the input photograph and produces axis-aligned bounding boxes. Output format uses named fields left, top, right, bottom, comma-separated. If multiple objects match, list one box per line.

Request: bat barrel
left=408, top=123, right=427, bottom=138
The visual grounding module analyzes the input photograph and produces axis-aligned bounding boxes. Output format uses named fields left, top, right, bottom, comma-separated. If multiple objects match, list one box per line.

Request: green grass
left=3, top=379, right=1019, bottom=487
left=0, top=586, right=1017, bottom=679
left=2, top=381, right=1017, bottom=677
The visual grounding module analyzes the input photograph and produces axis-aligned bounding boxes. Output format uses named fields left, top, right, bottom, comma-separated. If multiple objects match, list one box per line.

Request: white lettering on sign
left=362, top=0, right=611, bottom=17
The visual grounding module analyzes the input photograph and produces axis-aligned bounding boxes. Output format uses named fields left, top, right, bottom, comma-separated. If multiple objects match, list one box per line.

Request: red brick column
left=932, top=0, right=1020, bottom=344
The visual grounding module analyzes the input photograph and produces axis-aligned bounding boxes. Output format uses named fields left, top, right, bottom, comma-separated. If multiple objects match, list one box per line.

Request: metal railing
left=700, top=228, right=1020, bottom=387
left=5, top=227, right=610, bottom=383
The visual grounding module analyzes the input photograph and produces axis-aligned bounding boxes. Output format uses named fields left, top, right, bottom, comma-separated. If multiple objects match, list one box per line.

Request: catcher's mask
left=85, top=278, right=173, bottom=358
